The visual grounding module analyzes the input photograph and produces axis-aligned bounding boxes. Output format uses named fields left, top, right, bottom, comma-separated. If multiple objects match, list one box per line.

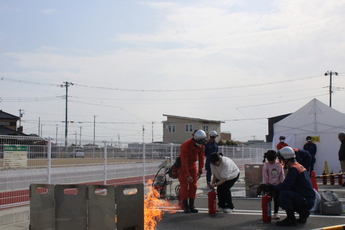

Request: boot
left=182, top=199, right=190, bottom=213
left=297, top=210, right=310, bottom=224
left=189, top=198, right=198, bottom=213
left=276, top=210, right=297, bottom=226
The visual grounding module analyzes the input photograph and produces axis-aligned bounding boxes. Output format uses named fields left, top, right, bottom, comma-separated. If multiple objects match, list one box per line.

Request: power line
left=69, top=100, right=146, bottom=122
left=236, top=93, right=328, bottom=109
left=0, top=77, right=61, bottom=87
left=0, top=74, right=327, bottom=92
left=0, top=96, right=64, bottom=102
left=22, top=119, right=153, bottom=125
left=73, top=74, right=324, bottom=92
left=0, top=86, right=334, bottom=103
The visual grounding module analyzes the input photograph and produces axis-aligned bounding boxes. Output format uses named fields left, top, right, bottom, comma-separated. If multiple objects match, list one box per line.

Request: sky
left=1, top=0, right=345, bottom=144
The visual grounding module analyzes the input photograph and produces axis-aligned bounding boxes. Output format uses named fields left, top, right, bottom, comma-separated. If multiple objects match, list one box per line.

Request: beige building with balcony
left=162, top=114, right=224, bottom=144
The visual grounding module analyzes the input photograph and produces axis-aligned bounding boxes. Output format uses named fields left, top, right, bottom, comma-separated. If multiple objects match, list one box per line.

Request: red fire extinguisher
left=330, top=170, right=335, bottom=185
left=262, top=193, right=271, bottom=223
left=322, top=170, right=327, bottom=185
left=338, top=170, right=343, bottom=185
left=208, top=190, right=217, bottom=214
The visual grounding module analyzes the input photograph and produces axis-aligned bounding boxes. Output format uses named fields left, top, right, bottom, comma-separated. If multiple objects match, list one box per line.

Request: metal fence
left=0, top=135, right=267, bottom=209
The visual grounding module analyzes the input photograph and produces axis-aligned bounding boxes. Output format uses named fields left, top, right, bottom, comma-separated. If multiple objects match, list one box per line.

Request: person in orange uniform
left=178, top=129, right=207, bottom=213
left=276, top=136, right=288, bottom=150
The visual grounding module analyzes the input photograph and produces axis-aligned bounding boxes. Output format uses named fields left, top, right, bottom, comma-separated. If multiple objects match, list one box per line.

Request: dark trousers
left=273, top=190, right=280, bottom=213
left=205, top=158, right=211, bottom=183
left=278, top=190, right=314, bottom=213
left=268, top=189, right=280, bottom=213
left=216, top=173, right=240, bottom=209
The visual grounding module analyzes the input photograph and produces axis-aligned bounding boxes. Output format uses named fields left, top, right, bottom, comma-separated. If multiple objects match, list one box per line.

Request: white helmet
left=278, top=146, right=295, bottom=160
left=209, top=131, right=218, bottom=137
left=193, top=130, right=207, bottom=145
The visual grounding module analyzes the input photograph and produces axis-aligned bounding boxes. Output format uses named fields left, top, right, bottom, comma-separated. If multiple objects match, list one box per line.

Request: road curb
left=0, top=206, right=29, bottom=226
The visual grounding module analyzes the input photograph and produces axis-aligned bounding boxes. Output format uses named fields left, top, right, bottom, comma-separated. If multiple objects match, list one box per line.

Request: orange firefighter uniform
left=276, top=142, right=288, bottom=150
left=178, top=138, right=205, bottom=200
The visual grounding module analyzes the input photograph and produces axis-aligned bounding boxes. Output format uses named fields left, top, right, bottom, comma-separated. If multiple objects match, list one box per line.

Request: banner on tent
left=311, top=136, right=320, bottom=143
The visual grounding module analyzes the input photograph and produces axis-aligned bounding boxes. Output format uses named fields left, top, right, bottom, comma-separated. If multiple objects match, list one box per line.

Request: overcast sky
left=1, top=0, right=345, bottom=144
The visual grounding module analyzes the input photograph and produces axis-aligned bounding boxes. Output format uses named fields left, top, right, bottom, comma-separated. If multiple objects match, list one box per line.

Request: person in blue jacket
left=204, top=131, right=219, bottom=185
left=303, top=136, right=317, bottom=174
left=293, top=148, right=312, bottom=173
left=273, top=146, right=315, bottom=226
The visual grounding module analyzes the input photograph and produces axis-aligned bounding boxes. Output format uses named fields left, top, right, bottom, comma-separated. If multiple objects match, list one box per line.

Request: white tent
left=272, top=98, right=345, bottom=175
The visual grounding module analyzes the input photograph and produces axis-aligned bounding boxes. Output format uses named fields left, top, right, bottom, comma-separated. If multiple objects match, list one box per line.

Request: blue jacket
left=303, top=142, right=317, bottom=157
left=294, top=148, right=312, bottom=172
left=275, top=162, right=315, bottom=200
left=205, top=141, right=218, bottom=159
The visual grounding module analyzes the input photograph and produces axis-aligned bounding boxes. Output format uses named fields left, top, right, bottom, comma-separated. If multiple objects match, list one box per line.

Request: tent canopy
left=273, top=98, right=345, bottom=175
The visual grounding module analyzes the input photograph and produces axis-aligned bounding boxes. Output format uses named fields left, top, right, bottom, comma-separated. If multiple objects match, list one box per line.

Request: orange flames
left=144, top=179, right=178, bottom=230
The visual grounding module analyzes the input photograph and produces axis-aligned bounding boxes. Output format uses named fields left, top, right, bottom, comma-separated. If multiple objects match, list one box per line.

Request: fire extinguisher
left=262, top=193, right=271, bottom=223
left=322, top=170, right=327, bottom=185
left=208, top=190, right=217, bottom=214
left=330, top=170, right=335, bottom=185
left=338, top=170, right=343, bottom=185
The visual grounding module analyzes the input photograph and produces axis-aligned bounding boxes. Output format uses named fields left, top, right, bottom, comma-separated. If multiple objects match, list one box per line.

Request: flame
left=144, top=179, right=178, bottom=230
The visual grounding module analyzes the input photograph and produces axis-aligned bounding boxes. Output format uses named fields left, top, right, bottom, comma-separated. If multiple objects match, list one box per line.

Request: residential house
left=162, top=114, right=224, bottom=144
left=0, top=110, right=26, bottom=136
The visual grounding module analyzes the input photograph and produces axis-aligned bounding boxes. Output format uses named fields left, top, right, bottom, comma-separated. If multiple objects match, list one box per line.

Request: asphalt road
left=157, top=196, right=345, bottom=230
left=155, top=178, right=345, bottom=230
left=2, top=176, right=345, bottom=230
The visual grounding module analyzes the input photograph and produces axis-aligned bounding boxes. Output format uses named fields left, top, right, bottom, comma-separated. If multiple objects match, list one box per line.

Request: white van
left=75, top=149, right=85, bottom=158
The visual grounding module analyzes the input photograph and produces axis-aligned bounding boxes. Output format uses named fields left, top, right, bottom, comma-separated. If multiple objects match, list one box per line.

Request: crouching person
left=208, top=152, right=240, bottom=213
left=274, top=147, right=315, bottom=226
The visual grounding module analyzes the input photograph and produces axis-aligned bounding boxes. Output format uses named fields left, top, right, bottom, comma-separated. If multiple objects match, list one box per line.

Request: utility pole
left=142, top=125, right=145, bottom=143
left=56, top=125, right=58, bottom=146
left=152, top=121, right=154, bottom=143
left=93, top=115, right=98, bottom=145
left=38, top=117, right=40, bottom=136
left=18, top=109, right=24, bottom=128
left=324, top=71, right=338, bottom=107
left=79, top=126, right=82, bottom=147
left=61, top=81, right=73, bottom=146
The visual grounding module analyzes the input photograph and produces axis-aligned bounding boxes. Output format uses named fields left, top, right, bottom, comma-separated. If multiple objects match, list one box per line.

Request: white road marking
left=159, top=208, right=345, bottom=218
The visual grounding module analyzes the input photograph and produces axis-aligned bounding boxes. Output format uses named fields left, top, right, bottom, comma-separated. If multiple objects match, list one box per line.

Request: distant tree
left=226, top=140, right=237, bottom=146
left=217, top=140, right=237, bottom=146
left=218, top=140, right=225, bottom=146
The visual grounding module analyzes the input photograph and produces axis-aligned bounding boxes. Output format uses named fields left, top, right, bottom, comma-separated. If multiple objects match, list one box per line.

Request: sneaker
left=223, top=208, right=233, bottom=213
left=273, top=213, right=280, bottom=220
left=216, top=207, right=224, bottom=212
left=224, top=208, right=235, bottom=213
